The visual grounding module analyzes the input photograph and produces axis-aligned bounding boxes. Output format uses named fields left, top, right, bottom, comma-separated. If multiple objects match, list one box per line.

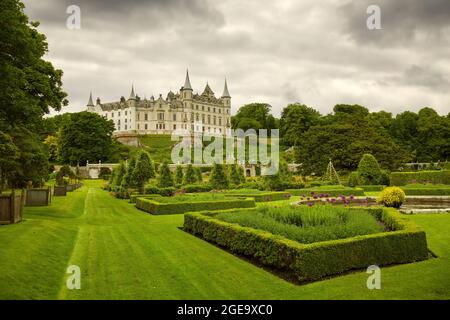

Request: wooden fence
left=25, top=187, right=52, bottom=206
left=0, top=190, right=25, bottom=225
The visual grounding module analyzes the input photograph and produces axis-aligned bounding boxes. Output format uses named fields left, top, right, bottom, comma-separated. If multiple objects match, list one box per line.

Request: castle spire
left=87, top=92, right=94, bottom=106
left=129, top=84, right=136, bottom=100
left=183, top=69, right=192, bottom=90
left=221, top=78, right=230, bottom=98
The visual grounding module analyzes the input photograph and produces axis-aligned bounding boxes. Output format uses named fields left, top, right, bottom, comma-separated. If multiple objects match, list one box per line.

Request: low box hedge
left=129, top=194, right=162, bottom=204
left=223, top=191, right=291, bottom=202
left=287, top=187, right=365, bottom=197
left=135, top=196, right=256, bottom=215
left=390, top=170, right=450, bottom=186
left=401, top=187, right=450, bottom=196
left=357, top=185, right=386, bottom=192
left=184, top=207, right=428, bottom=282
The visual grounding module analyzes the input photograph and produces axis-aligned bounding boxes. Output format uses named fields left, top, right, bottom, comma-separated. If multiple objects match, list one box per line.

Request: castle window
left=118, top=112, right=121, bottom=116
left=158, top=113, right=164, bottom=120
left=173, top=114, right=176, bottom=121
left=219, top=117, right=222, bottom=126
left=145, top=124, right=148, bottom=130
left=207, top=115, right=211, bottom=124
left=196, top=113, right=199, bottom=121
left=125, top=119, right=127, bottom=123
left=125, top=111, right=128, bottom=116
left=219, top=109, right=221, bottom=113
left=145, top=113, right=148, bottom=121
left=202, top=106, right=205, bottom=111
left=213, top=108, right=216, bottom=113
left=138, top=124, right=140, bottom=130
left=118, top=120, right=121, bottom=125
left=112, top=112, right=114, bottom=118
left=137, top=113, right=140, bottom=121
left=213, top=116, right=216, bottom=125
left=196, top=105, right=199, bottom=110
left=208, top=107, right=210, bottom=112
left=125, top=125, right=127, bottom=130
left=173, top=124, right=176, bottom=130
left=163, top=124, right=166, bottom=129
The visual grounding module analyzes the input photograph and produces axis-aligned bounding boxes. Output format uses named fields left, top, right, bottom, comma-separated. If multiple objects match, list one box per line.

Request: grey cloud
left=22, top=0, right=450, bottom=118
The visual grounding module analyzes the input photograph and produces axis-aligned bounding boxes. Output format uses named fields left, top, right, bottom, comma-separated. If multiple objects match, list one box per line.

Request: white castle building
left=87, top=71, right=232, bottom=136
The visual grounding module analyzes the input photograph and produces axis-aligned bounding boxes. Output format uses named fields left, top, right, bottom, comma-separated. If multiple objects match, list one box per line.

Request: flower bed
left=221, top=190, right=291, bottom=202
left=184, top=207, right=428, bottom=282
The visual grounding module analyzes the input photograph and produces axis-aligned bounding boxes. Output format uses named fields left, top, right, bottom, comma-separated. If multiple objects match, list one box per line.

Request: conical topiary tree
left=112, top=161, right=126, bottom=189
left=229, top=164, right=245, bottom=185
left=184, top=164, right=197, bottom=185
left=175, top=166, right=184, bottom=185
left=195, top=167, right=203, bottom=183
left=209, top=163, right=229, bottom=189
left=357, top=154, right=382, bottom=185
left=323, top=159, right=340, bottom=185
left=132, top=151, right=155, bottom=193
left=157, top=162, right=174, bottom=187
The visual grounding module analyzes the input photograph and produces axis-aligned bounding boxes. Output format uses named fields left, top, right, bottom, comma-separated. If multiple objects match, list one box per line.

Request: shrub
left=390, top=170, right=450, bottom=186
left=237, top=181, right=264, bottom=190
left=175, top=166, right=184, bottom=185
left=400, top=186, right=450, bottom=196
left=195, top=167, right=203, bottom=183
left=263, top=161, right=292, bottom=191
left=229, top=164, right=245, bottom=185
left=184, top=164, right=197, bottom=185
left=378, top=187, right=406, bottom=208
left=357, top=154, right=382, bottom=185
left=210, top=163, right=229, bottom=189
left=358, top=185, right=386, bottom=192
left=380, top=170, right=391, bottom=186
left=132, top=150, right=155, bottom=192
left=348, top=172, right=359, bottom=187
left=157, top=162, right=174, bottom=188
left=184, top=207, right=428, bottom=282
left=136, top=195, right=256, bottom=215
left=121, top=157, right=137, bottom=188
left=181, top=184, right=213, bottom=193
left=111, top=162, right=126, bottom=189
left=99, top=167, right=111, bottom=180
left=144, top=185, right=176, bottom=197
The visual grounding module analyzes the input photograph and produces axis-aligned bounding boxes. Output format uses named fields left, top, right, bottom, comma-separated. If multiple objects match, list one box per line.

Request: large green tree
left=279, top=103, right=320, bottom=146
left=0, top=0, right=68, bottom=187
left=132, top=151, right=155, bottom=193
left=231, top=103, right=278, bottom=131
left=58, top=112, right=115, bottom=165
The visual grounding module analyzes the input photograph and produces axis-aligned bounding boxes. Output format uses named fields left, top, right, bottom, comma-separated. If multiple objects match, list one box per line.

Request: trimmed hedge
left=184, top=207, right=428, bottom=282
left=400, top=187, right=450, bottom=196
left=181, top=184, right=213, bottom=193
left=390, top=170, right=450, bottom=186
left=135, top=196, right=256, bottom=215
left=129, top=194, right=162, bottom=204
left=358, top=185, right=386, bottom=192
left=144, top=185, right=176, bottom=197
left=223, top=191, right=291, bottom=202
left=287, top=187, right=365, bottom=197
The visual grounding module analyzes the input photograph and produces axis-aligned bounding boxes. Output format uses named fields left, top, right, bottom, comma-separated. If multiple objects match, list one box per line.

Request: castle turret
left=128, top=84, right=136, bottom=101
left=181, top=69, right=193, bottom=102
left=221, top=78, right=231, bottom=107
left=87, top=92, right=95, bottom=112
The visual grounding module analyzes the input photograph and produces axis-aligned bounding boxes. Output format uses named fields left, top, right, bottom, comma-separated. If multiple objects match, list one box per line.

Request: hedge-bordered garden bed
left=287, top=186, right=365, bottom=197
left=391, top=170, right=450, bottom=186
left=184, top=207, right=428, bottom=283
left=135, top=195, right=256, bottom=215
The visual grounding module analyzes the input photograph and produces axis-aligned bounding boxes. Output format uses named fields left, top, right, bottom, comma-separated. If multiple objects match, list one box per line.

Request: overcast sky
left=23, top=0, right=450, bottom=117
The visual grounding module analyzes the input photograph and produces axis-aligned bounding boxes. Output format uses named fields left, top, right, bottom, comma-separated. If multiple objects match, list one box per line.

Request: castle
left=86, top=71, right=232, bottom=136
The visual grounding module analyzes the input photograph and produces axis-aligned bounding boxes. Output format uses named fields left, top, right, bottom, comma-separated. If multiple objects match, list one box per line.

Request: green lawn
left=0, top=180, right=449, bottom=299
